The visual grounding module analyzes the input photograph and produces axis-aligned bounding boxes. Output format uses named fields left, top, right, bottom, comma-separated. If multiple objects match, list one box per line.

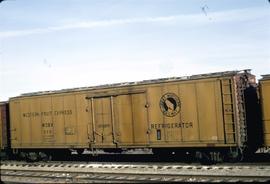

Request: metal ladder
left=221, top=79, right=236, bottom=144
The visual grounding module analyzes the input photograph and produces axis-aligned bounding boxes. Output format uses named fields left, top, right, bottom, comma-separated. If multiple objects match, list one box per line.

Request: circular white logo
left=160, top=93, right=181, bottom=117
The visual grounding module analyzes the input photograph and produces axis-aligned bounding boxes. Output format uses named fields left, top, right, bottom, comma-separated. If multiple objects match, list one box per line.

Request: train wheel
left=39, top=152, right=52, bottom=162
left=224, top=148, right=243, bottom=163
left=0, top=150, right=9, bottom=160
left=26, top=152, right=39, bottom=162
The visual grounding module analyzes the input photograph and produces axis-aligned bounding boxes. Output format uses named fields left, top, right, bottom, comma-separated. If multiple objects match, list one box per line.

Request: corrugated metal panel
left=260, top=76, right=270, bottom=146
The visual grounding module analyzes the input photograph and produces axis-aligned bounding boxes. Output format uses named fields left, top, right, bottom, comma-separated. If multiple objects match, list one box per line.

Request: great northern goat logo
left=160, top=93, right=181, bottom=117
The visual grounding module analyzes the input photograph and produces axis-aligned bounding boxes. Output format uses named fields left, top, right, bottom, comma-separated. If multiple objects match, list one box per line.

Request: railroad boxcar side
left=0, top=102, right=8, bottom=149
left=0, top=101, right=10, bottom=158
left=9, top=70, right=259, bottom=161
left=259, top=75, right=270, bottom=147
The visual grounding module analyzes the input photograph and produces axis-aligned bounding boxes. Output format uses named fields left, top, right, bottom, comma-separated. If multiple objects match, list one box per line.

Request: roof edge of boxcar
left=260, top=74, right=270, bottom=80
left=10, top=69, right=252, bottom=99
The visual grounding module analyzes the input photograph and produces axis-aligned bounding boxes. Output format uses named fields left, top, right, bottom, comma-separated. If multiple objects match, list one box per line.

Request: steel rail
left=1, top=161, right=270, bottom=183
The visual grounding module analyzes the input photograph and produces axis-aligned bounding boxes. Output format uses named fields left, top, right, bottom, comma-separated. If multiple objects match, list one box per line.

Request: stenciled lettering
left=98, top=124, right=110, bottom=128
left=22, top=109, right=73, bottom=118
left=42, top=122, right=54, bottom=127
left=150, top=122, right=193, bottom=129
left=54, top=110, right=72, bottom=116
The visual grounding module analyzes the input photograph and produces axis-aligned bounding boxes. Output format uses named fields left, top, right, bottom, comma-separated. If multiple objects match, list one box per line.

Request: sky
left=0, top=0, right=269, bottom=101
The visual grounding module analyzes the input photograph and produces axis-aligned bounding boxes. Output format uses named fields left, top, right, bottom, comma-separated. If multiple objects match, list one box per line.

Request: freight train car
left=259, top=75, right=270, bottom=147
left=0, top=101, right=10, bottom=159
left=8, top=70, right=260, bottom=162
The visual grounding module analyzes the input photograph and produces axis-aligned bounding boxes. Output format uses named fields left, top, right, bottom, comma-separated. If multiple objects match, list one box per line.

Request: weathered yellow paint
left=92, top=97, right=113, bottom=145
left=75, top=94, right=89, bottom=145
left=52, top=96, right=65, bottom=145
left=179, top=83, right=199, bottom=142
left=9, top=72, right=253, bottom=149
left=115, top=94, right=134, bottom=144
left=260, top=76, right=270, bottom=146
left=131, top=93, right=148, bottom=144
left=0, top=102, right=8, bottom=149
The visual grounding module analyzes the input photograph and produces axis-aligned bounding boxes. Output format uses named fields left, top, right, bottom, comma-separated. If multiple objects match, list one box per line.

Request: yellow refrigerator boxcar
left=9, top=70, right=257, bottom=157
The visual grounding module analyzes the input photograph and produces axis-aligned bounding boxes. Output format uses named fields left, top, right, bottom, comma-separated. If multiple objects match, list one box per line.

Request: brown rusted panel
left=0, top=102, right=8, bottom=149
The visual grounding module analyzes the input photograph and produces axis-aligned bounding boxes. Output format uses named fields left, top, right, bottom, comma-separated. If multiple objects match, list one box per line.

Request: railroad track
left=1, top=161, right=270, bottom=183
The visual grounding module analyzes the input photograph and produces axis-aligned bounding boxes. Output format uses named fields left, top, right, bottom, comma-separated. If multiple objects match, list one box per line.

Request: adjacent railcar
left=0, top=101, right=9, bottom=158
left=259, top=75, right=270, bottom=147
left=8, top=70, right=259, bottom=161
